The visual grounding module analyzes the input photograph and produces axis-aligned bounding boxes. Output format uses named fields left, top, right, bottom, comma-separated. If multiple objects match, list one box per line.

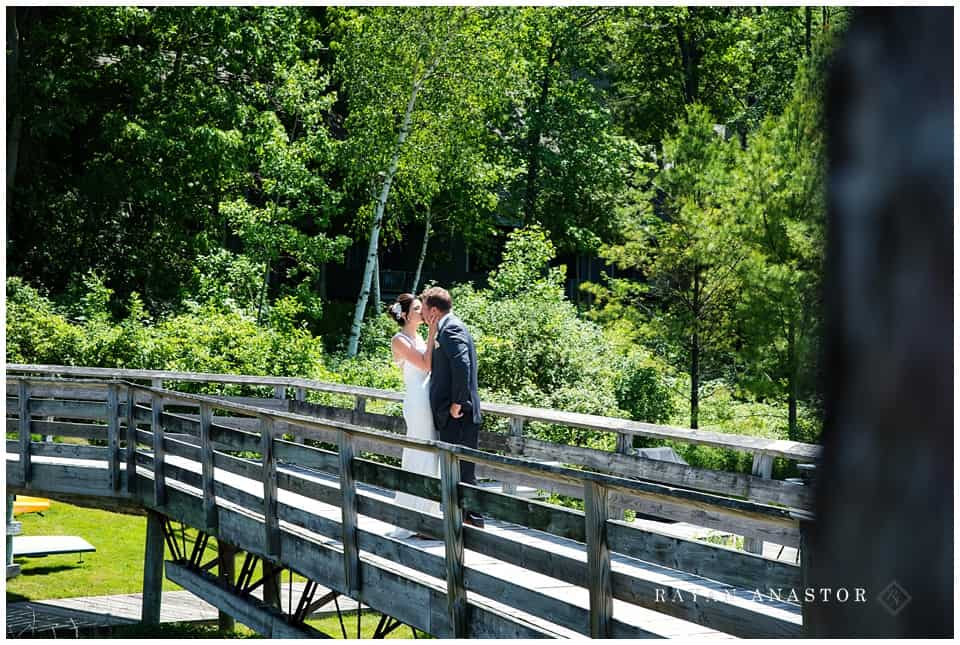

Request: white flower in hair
left=390, top=302, right=402, bottom=316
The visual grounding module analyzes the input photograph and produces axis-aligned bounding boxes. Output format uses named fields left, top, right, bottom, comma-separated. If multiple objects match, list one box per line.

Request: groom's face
left=422, top=304, right=440, bottom=324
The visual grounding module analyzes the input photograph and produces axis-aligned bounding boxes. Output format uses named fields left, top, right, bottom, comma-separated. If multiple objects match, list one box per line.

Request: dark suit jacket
left=429, top=313, right=482, bottom=431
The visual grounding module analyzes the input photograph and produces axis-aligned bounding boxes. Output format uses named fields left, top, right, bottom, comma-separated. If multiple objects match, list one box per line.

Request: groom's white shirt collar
left=438, top=312, right=453, bottom=331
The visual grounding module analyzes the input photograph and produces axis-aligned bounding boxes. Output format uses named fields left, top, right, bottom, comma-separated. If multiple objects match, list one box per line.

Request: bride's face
left=408, top=299, right=424, bottom=325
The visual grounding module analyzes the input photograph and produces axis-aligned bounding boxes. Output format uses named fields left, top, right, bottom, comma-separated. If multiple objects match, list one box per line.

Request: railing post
left=744, top=453, right=774, bottom=554
left=352, top=396, right=367, bottom=425
left=294, top=387, right=306, bottom=444
left=609, top=431, right=632, bottom=520
left=200, top=403, right=217, bottom=530
left=440, top=451, right=468, bottom=637
left=274, top=385, right=288, bottom=440
left=151, top=393, right=165, bottom=507
left=18, top=381, right=31, bottom=487
left=338, top=432, right=360, bottom=596
left=107, top=384, right=120, bottom=491
left=503, top=417, right=524, bottom=495
left=584, top=480, right=613, bottom=638
left=261, top=416, right=280, bottom=557
left=126, top=385, right=138, bottom=495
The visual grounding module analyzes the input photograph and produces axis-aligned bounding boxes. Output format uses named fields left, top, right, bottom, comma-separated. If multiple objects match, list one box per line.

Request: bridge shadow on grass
left=18, top=563, right=82, bottom=576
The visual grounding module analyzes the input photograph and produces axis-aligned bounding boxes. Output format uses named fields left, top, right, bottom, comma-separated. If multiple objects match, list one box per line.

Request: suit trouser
left=438, top=415, right=479, bottom=486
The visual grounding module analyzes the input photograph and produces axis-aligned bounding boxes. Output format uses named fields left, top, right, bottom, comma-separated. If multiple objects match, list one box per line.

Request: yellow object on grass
left=13, top=496, right=51, bottom=515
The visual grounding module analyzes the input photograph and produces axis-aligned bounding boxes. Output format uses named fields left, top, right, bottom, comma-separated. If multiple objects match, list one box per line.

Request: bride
left=385, top=293, right=440, bottom=538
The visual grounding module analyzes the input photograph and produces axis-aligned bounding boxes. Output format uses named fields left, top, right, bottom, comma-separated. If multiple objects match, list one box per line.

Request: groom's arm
left=439, top=325, right=472, bottom=413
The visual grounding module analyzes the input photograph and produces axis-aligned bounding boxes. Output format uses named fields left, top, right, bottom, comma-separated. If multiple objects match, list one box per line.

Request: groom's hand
left=450, top=403, right=463, bottom=418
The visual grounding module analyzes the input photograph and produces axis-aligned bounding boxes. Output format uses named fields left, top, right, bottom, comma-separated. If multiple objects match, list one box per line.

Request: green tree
left=733, top=57, right=827, bottom=441
left=593, top=104, right=742, bottom=429
left=494, top=7, right=637, bottom=256
left=7, top=7, right=346, bottom=314
left=335, top=7, right=522, bottom=355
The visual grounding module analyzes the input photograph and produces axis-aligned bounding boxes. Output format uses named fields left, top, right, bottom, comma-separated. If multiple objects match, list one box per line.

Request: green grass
left=7, top=501, right=304, bottom=602
left=73, top=611, right=427, bottom=638
left=7, top=502, right=421, bottom=638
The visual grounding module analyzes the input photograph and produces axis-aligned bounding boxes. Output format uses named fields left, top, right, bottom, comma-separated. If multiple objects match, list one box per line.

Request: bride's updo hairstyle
left=388, top=293, right=415, bottom=326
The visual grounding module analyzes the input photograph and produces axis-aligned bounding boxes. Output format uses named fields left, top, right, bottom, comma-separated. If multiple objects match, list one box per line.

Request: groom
left=420, top=286, right=485, bottom=529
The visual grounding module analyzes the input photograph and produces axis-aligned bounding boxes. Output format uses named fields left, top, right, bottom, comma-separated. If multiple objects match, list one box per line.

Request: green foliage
left=6, top=276, right=327, bottom=382
left=444, top=226, right=677, bottom=448
left=6, top=7, right=841, bottom=483
left=6, top=278, right=85, bottom=366
left=614, top=350, right=676, bottom=424
left=487, top=225, right=564, bottom=300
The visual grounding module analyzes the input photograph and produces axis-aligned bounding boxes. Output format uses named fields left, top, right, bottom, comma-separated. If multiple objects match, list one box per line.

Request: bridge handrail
left=6, top=374, right=805, bottom=524
left=6, top=364, right=822, bottom=462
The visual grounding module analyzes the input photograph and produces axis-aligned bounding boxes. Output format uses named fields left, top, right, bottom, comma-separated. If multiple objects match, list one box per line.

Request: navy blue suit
left=430, top=313, right=482, bottom=486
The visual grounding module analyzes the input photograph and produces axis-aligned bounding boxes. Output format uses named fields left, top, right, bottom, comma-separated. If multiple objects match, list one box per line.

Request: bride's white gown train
left=388, top=332, right=440, bottom=538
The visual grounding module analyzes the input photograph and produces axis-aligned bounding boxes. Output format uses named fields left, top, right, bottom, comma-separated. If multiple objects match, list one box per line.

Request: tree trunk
left=370, top=253, right=381, bottom=315
left=523, top=40, right=558, bottom=223
left=805, top=7, right=813, bottom=57
left=676, top=13, right=700, bottom=105
left=787, top=314, right=798, bottom=441
left=6, top=8, right=22, bottom=199
left=346, top=60, right=436, bottom=356
left=256, top=260, right=270, bottom=326
left=411, top=203, right=432, bottom=295
left=690, top=269, right=701, bottom=429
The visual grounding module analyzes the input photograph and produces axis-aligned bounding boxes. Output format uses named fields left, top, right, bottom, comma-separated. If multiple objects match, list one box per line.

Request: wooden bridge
left=5, top=364, right=821, bottom=638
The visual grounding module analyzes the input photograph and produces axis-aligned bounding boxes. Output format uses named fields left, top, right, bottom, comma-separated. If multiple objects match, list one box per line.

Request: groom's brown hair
left=421, top=286, right=452, bottom=312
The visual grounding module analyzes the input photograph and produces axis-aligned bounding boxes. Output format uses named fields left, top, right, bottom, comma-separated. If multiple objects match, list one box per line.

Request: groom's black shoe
left=463, top=512, right=485, bottom=529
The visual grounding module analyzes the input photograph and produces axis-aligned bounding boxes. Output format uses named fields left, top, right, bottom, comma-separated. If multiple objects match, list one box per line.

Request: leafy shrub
left=6, top=276, right=329, bottom=392
left=6, top=277, right=85, bottom=365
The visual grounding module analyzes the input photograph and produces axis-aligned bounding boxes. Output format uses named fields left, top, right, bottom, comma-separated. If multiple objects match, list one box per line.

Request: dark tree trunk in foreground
left=806, top=7, right=952, bottom=637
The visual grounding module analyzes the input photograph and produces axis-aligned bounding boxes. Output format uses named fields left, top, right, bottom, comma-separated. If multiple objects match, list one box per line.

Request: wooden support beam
left=18, top=381, right=31, bottom=487
left=151, top=393, right=165, bottom=507
left=584, top=481, right=613, bottom=638
left=142, top=510, right=165, bottom=625
left=440, top=452, right=468, bottom=637
left=126, top=385, right=137, bottom=495
left=107, top=384, right=120, bottom=491
left=218, top=541, right=237, bottom=632
left=744, top=453, right=774, bottom=554
left=200, top=403, right=217, bottom=530
left=262, top=561, right=282, bottom=610
left=338, top=432, right=360, bottom=596
left=261, top=417, right=280, bottom=558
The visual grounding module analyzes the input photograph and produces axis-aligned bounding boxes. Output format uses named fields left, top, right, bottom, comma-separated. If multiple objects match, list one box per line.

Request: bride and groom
left=386, top=286, right=485, bottom=538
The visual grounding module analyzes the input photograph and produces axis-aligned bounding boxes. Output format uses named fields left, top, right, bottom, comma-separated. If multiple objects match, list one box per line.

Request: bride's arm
left=424, top=323, right=436, bottom=372
left=391, top=334, right=432, bottom=371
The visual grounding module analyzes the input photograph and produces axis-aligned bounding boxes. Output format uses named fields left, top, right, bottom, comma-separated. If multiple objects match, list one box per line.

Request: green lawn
left=7, top=501, right=300, bottom=602
left=7, top=501, right=420, bottom=638
left=8, top=501, right=185, bottom=602
left=98, top=612, right=423, bottom=639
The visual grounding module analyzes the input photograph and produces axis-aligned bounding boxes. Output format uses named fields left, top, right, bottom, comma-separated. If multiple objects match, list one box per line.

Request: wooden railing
left=6, top=364, right=820, bottom=525
left=5, top=373, right=810, bottom=638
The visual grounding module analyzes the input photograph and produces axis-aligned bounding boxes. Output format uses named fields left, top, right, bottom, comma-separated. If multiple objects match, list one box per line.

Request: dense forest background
left=6, top=6, right=849, bottom=474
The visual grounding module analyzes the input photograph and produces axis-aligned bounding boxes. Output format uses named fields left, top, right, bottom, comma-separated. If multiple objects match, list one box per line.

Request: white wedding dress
left=389, top=332, right=440, bottom=538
